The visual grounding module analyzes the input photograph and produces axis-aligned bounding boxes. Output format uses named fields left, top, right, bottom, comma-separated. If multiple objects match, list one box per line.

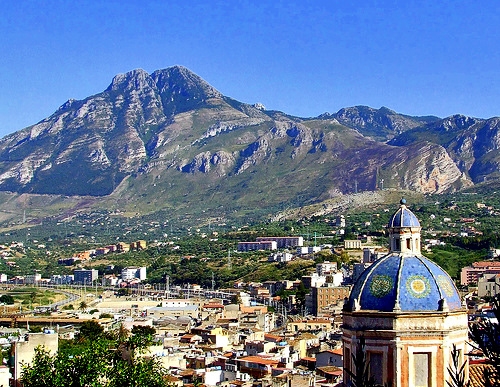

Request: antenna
left=211, top=272, right=215, bottom=291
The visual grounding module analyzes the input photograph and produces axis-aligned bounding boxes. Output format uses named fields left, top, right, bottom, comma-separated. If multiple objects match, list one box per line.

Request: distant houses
left=57, top=240, right=147, bottom=266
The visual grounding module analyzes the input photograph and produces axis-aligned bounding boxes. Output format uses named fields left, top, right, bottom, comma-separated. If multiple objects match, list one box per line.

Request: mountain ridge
left=0, top=65, right=498, bottom=224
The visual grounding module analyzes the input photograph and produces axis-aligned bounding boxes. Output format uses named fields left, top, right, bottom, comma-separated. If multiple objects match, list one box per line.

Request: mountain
left=389, top=115, right=500, bottom=183
left=323, top=106, right=439, bottom=142
left=0, top=65, right=493, bottom=223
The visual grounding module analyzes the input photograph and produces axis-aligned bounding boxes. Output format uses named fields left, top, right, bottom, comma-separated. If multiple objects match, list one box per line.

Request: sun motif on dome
left=369, top=275, right=394, bottom=298
left=406, top=275, right=431, bottom=298
left=437, top=275, right=455, bottom=297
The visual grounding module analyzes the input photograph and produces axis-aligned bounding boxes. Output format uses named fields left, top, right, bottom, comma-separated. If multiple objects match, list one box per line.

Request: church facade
left=342, top=199, right=469, bottom=387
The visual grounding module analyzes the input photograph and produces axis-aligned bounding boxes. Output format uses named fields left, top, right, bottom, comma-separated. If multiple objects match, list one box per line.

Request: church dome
left=387, top=198, right=420, bottom=228
left=347, top=254, right=463, bottom=312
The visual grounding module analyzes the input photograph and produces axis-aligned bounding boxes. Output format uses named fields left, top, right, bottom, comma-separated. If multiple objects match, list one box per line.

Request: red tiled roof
left=469, top=363, right=498, bottom=387
left=203, top=304, right=224, bottom=308
left=264, top=333, right=282, bottom=341
left=317, top=366, right=343, bottom=376
left=238, top=356, right=280, bottom=366
left=473, top=261, right=500, bottom=268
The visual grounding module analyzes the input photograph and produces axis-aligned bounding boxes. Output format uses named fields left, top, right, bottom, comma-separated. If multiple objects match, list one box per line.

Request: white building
left=121, top=266, right=147, bottom=281
left=316, top=261, right=337, bottom=276
left=268, top=252, right=293, bottom=262
left=25, top=273, right=42, bottom=284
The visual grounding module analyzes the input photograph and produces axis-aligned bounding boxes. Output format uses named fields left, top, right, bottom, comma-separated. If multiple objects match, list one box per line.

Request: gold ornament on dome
left=369, top=275, right=394, bottom=298
left=406, top=275, right=431, bottom=298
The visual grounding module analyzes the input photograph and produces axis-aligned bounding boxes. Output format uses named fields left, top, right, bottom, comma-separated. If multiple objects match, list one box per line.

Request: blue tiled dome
left=387, top=199, right=420, bottom=228
left=347, top=254, right=462, bottom=312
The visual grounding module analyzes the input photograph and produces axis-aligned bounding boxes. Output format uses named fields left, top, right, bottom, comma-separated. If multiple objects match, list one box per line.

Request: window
left=406, top=238, right=411, bottom=250
left=395, top=238, right=401, bottom=251
left=414, top=352, right=430, bottom=387
left=368, top=352, right=383, bottom=385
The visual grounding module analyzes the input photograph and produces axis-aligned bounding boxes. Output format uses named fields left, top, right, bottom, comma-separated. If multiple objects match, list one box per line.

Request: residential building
left=316, top=348, right=343, bottom=367
left=121, top=266, right=147, bottom=281
left=12, top=332, right=58, bottom=383
left=237, top=241, right=277, bottom=252
left=344, top=239, right=362, bottom=249
left=268, top=252, right=293, bottom=262
left=21, top=273, right=40, bottom=285
left=477, top=273, right=500, bottom=298
left=306, top=285, right=350, bottom=316
left=316, top=261, right=337, bottom=276
left=461, top=261, right=500, bottom=285
left=255, top=236, right=303, bottom=248
left=297, top=246, right=321, bottom=255
left=235, top=356, right=280, bottom=379
left=50, top=274, right=74, bottom=284
left=73, top=269, right=98, bottom=284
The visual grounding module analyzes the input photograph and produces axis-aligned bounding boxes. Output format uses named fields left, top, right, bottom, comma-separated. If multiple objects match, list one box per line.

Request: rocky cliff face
left=389, top=115, right=500, bottom=184
left=0, top=66, right=491, bottom=215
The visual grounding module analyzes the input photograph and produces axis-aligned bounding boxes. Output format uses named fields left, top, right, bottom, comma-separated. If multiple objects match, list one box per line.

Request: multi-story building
left=121, top=266, right=147, bottom=281
left=73, top=269, right=98, bottom=284
left=255, top=236, right=304, bottom=248
left=237, top=241, right=277, bottom=252
left=460, top=261, right=500, bottom=285
left=344, top=239, right=362, bottom=249
left=24, top=273, right=42, bottom=285
left=316, top=261, right=337, bottom=276
left=306, top=284, right=351, bottom=316
left=477, top=273, right=500, bottom=298
left=50, top=274, right=74, bottom=284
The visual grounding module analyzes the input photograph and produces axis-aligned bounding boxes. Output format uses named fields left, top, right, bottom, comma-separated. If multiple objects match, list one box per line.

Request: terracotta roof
left=473, top=261, right=500, bottom=268
left=326, top=348, right=343, bottom=356
left=317, top=365, right=343, bottom=376
left=469, top=363, right=498, bottom=387
left=237, top=356, right=280, bottom=366
left=301, top=357, right=316, bottom=362
left=164, top=375, right=181, bottom=382
left=179, top=369, right=196, bottom=376
left=264, top=333, right=282, bottom=341
left=203, top=303, right=224, bottom=308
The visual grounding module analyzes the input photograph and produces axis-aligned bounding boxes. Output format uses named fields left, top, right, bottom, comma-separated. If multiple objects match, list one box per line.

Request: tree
left=79, top=300, right=88, bottom=312
left=230, top=293, right=242, bottom=305
left=129, top=325, right=156, bottom=350
left=21, top=334, right=173, bottom=387
left=447, top=344, right=469, bottom=387
left=0, top=294, right=14, bottom=305
left=78, top=320, right=104, bottom=341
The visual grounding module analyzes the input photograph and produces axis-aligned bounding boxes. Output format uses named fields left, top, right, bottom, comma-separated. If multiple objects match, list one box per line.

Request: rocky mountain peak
left=439, top=114, right=480, bottom=131
left=151, top=66, right=222, bottom=100
left=107, top=68, right=154, bottom=92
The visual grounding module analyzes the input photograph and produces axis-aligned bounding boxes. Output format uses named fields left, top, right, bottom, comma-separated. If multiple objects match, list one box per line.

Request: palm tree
left=79, top=301, right=88, bottom=312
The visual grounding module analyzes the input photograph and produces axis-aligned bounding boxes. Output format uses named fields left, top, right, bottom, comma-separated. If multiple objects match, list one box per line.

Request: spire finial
left=400, top=197, right=407, bottom=206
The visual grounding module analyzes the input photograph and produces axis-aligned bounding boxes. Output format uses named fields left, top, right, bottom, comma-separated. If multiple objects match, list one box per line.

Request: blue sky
left=1, top=1, right=499, bottom=137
